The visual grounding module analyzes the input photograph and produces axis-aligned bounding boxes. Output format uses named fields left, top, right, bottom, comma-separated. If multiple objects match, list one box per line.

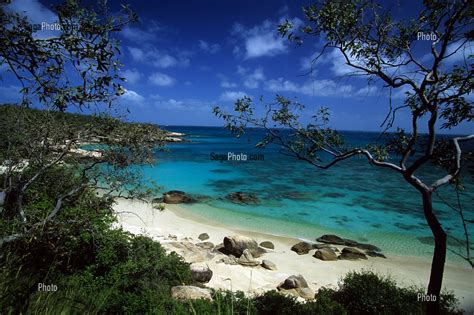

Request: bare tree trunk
left=423, top=191, right=447, bottom=315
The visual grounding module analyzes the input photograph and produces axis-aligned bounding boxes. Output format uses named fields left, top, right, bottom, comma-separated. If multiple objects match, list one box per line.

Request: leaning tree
left=0, top=1, right=164, bottom=246
left=214, top=1, right=473, bottom=313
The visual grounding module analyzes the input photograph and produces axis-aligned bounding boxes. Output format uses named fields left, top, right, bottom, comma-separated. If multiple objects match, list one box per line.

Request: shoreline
left=113, top=198, right=474, bottom=312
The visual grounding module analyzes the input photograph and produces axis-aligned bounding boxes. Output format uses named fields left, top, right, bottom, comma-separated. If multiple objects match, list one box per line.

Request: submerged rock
left=225, top=192, right=260, bottom=205
left=277, top=275, right=315, bottom=300
left=313, top=248, right=338, bottom=261
left=339, top=247, right=368, bottom=260
left=171, top=286, right=212, bottom=301
left=291, top=241, right=313, bottom=255
left=163, top=190, right=196, bottom=204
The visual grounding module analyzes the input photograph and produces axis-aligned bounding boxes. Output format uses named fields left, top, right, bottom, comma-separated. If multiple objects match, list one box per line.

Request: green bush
left=0, top=167, right=192, bottom=314
left=252, top=290, right=346, bottom=315
left=331, top=270, right=461, bottom=315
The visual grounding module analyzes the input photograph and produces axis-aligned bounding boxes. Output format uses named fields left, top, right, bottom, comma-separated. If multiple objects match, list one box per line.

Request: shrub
left=331, top=270, right=461, bottom=315
left=0, top=167, right=192, bottom=314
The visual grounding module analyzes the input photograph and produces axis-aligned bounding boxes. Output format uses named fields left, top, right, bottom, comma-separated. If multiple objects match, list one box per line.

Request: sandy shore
left=113, top=198, right=474, bottom=311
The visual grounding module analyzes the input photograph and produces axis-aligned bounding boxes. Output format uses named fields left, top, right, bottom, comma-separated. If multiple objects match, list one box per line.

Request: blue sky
left=0, top=0, right=472, bottom=134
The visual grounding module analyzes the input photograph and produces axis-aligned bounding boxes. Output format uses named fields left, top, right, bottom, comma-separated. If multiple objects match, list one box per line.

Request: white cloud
left=219, top=91, right=249, bottom=101
left=265, top=78, right=353, bottom=97
left=199, top=40, right=221, bottom=54
left=153, top=53, right=178, bottom=68
left=242, top=67, right=265, bottom=89
left=217, top=74, right=238, bottom=88
left=120, top=89, right=145, bottom=105
left=5, top=0, right=61, bottom=39
left=444, top=41, right=473, bottom=64
left=128, top=46, right=190, bottom=68
left=232, top=19, right=298, bottom=59
left=154, top=98, right=213, bottom=111
left=6, top=0, right=56, bottom=25
left=128, top=47, right=145, bottom=61
left=148, top=72, right=176, bottom=86
left=355, top=85, right=379, bottom=97
left=121, top=68, right=141, bottom=84
left=300, top=52, right=319, bottom=72
left=122, top=23, right=161, bottom=43
left=221, top=81, right=237, bottom=88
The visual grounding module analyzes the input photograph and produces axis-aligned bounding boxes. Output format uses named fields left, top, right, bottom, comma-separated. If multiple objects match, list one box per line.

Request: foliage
left=0, top=167, right=192, bottom=314
left=0, top=0, right=137, bottom=110
left=330, top=270, right=461, bottom=315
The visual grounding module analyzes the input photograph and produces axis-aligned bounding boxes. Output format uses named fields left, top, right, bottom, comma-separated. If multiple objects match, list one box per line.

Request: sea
left=129, top=126, right=474, bottom=262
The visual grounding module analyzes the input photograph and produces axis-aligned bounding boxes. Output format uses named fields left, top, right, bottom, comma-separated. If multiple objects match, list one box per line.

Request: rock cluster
left=287, top=234, right=386, bottom=261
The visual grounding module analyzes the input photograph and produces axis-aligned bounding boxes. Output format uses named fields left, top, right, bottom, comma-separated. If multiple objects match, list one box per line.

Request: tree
left=0, top=1, right=164, bottom=246
left=214, top=1, right=473, bottom=313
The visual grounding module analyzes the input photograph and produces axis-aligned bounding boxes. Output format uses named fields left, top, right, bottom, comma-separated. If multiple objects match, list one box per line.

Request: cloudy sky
left=1, top=0, right=472, bottom=134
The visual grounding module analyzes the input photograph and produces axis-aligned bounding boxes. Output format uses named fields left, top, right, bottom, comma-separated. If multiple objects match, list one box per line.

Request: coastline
left=113, top=198, right=474, bottom=312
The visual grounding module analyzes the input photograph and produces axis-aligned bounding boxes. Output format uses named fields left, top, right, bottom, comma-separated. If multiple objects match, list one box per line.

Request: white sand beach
left=113, top=198, right=474, bottom=312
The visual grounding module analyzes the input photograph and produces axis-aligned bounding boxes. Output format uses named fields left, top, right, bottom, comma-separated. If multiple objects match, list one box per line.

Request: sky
left=0, top=0, right=472, bottom=134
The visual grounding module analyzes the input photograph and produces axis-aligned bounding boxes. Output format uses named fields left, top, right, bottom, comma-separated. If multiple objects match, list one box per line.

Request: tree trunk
left=422, top=191, right=447, bottom=315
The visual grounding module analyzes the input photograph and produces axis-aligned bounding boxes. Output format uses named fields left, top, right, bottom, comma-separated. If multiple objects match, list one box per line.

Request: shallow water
left=131, top=126, right=474, bottom=261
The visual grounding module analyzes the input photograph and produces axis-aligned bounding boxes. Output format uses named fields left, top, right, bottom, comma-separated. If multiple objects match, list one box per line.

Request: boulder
left=190, top=265, right=213, bottom=283
left=312, top=243, right=332, bottom=249
left=365, top=250, right=387, bottom=258
left=195, top=241, right=215, bottom=250
left=291, top=241, right=313, bottom=255
left=342, top=238, right=359, bottom=247
left=261, top=260, right=277, bottom=270
left=259, top=241, right=275, bottom=250
left=313, top=248, right=338, bottom=261
left=171, top=286, right=212, bottom=301
left=166, top=241, right=214, bottom=263
left=225, top=192, right=260, bottom=205
left=277, top=275, right=315, bottom=300
left=198, top=233, right=210, bottom=241
left=316, top=234, right=347, bottom=245
left=163, top=190, right=196, bottom=204
left=339, top=247, right=368, bottom=260
left=223, top=235, right=266, bottom=258
left=237, top=249, right=260, bottom=267
left=355, top=243, right=381, bottom=252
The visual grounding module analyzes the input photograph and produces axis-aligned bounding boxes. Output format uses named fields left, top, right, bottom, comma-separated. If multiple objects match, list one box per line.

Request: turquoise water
left=133, top=126, right=473, bottom=260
